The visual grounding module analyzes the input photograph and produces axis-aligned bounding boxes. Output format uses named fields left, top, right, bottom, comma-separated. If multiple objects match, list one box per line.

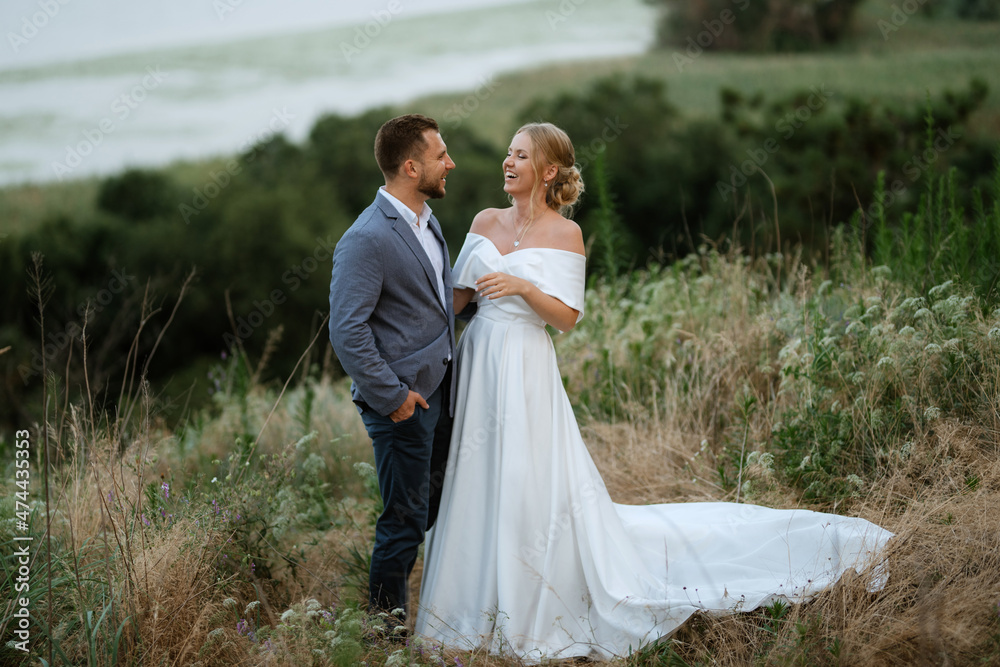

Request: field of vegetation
left=4, top=187, right=1000, bottom=664
left=2, top=0, right=1000, bottom=664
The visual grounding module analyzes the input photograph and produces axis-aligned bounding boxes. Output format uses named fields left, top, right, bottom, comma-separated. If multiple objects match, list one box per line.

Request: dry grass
left=6, top=242, right=1000, bottom=666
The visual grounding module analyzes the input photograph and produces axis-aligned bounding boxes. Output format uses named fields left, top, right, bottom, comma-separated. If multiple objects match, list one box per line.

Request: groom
left=329, top=114, right=458, bottom=622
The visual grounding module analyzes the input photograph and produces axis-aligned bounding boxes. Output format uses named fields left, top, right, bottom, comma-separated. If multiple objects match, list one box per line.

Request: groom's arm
left=329, top=230, right=408, bottom=416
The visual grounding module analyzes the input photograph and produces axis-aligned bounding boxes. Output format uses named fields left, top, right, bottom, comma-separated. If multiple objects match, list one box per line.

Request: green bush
left=97, top=168, right=181, bottom=221
left=645, top=0, right=864, bottom=52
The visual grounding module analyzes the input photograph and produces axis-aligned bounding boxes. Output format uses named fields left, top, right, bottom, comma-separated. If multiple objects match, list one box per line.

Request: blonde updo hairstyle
left=515, top=122, right=585, bottom=219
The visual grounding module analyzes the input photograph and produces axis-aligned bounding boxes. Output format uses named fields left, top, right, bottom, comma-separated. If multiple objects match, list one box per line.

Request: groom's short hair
left=375, top=114, right=440, bottom=179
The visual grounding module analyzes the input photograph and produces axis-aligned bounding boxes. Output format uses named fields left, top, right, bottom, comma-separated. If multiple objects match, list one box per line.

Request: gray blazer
left=329, top=191, right=456, bottom=416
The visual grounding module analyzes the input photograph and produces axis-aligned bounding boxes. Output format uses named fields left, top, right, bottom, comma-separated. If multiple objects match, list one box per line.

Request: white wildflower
left=989, top=327, right=1000, bottom=342
left=928, top=280, right=953, bottom=299
left=207, top=628, right=226, bottom=642
left=223, top=598, right=238, bottom=611
left=864, top=304, right=881, bottom=319
left=759, top=452, right=775, bottom=472
left=245, top=601, right=261, bottom=616
left=924, top=343, right=942, bottom=354
left=899, top=326, right=916, bottom=337
left=924, top=406, right=942, bottom=421
left=871, top=266, right=892, bottom=281
left=303, top=453, right=326, bottom=478
left=280, top=609, right=297, bottom=624
left=914, top=308, right=932, bottom=320
left=876, top=356, right=895, bottom=369
left=778, top=338, right=801, bottom=361
left=798, top=455, right=811, bottom=470
left=846, top=321, right=866, bottom=336
left=294, top=431, right=318, bottom=451
left=900, top=440, right=913, bottom=460
left=944, top=338, right=961, bottom=350
left=846, top=474, right=864, bottom=489
left=820, top=335, right=839, bottom=347
left=353, top=462, right=377, bottom=480
left=385, top=651, right=411, bottom=667
left=870, top=408, right=885, bottom=428
left=305, top=598, right=322, bottom=612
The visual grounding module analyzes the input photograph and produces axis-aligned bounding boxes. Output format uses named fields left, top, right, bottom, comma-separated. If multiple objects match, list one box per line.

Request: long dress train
left=415, top=233, right=893, bottom=662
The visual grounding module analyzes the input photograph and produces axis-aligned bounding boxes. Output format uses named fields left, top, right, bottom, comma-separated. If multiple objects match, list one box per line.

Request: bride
left=414, top=122, right=893, bottom=662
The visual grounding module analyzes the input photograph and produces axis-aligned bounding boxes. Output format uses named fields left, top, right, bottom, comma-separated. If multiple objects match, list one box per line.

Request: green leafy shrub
left=645, top=0, right=864, bottom=52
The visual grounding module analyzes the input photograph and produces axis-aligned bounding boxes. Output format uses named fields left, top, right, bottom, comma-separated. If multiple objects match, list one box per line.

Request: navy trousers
left=360, top=376, right=452, bottom=616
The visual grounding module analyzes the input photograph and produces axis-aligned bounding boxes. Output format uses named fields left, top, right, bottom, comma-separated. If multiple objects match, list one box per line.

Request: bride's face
left=502, top=132, right=536, bottom=196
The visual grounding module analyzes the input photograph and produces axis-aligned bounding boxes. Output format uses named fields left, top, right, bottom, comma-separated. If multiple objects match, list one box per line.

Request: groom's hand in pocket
left=390, top=390, right=429, bottom=423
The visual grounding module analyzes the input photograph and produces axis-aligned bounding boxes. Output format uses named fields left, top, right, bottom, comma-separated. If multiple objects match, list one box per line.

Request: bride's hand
left=476, top=272, right=530, bottom=300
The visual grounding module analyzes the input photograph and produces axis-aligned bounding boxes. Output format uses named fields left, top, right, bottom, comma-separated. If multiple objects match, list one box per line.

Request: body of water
left=0, top=0, right=655, bottom=185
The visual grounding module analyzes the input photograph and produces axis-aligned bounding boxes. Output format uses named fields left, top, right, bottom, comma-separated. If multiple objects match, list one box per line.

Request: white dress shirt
left=379, top=187, right=446, bottom=308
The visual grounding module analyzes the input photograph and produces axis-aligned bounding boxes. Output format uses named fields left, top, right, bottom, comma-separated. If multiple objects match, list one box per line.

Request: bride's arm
left=453, top=287, right=475, bottom=314
left=451, top=208, right=498, bottom=317
left=476, top=219, right=585, bottom=331
left=477, top=273, right=580, bottom=331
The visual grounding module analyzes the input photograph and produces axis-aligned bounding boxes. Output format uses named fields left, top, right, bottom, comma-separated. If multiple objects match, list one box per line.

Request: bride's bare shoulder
left=545, top=215, right=585, bottom=256
left=469, top=208, right=505, bottom=235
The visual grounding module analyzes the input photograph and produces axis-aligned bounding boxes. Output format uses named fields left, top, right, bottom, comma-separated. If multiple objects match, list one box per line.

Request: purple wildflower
left=162, top=481, right=170, bottom=499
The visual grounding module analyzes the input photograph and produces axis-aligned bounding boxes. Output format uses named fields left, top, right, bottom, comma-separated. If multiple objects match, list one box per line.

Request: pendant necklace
left=512, top=215, right=535, bottom=249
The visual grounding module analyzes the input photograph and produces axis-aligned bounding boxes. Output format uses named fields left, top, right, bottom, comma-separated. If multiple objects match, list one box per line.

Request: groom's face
left=416, top=130, right=456, bottom=200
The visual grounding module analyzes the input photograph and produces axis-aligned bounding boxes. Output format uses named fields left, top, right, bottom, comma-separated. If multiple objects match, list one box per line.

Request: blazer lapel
left=391, top=217, right=446, bottom=313
left=427, top=214, right=451, bottom=292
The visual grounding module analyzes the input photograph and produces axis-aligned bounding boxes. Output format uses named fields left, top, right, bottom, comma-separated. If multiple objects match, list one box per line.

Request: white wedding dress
left=415, top=233, right=893, bottom=662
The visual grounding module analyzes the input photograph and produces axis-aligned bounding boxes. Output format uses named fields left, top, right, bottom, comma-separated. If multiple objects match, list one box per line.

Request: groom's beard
left=418, top=173, right=446, bottom=200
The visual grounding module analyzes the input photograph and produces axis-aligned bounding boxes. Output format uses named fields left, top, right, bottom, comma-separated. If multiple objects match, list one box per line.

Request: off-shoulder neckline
left=466, top=232, right=586, bottom=259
